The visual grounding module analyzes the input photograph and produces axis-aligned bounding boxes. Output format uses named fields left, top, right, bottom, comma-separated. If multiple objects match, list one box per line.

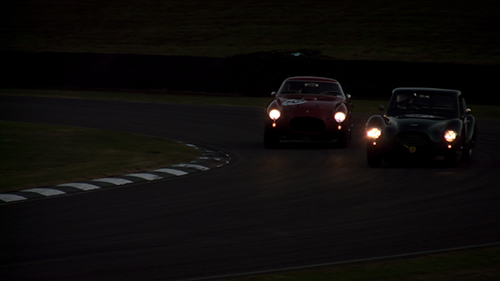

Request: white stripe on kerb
left=153, top=168, right=188, bottom=176
left=91, top=178, right=133, bottom=185
left=125, top=173, right=163, bottom=181
left=22, top=188, right=66, bottom=196
left=57, top=183, right=101, bottom=191
left=173, top=164, right=210, bottom=171
left=0, top=194, right=28, bottom=202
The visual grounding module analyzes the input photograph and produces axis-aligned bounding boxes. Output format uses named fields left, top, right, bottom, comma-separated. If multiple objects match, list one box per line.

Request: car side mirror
left=271, top=91, right=277, bottom=96
left=378, top=104, right=385, bottom=111
left=346, top=94, right=351, bottom=99
left=466, top=108, right=472, bottom=114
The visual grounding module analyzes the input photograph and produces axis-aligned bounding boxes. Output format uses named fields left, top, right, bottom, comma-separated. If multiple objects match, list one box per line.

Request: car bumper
left=265, top=119, right=349, bottom=141
left=368, top=139, right=462, bottom=160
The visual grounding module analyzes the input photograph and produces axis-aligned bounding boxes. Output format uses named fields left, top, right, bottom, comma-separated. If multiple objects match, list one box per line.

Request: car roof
left=285, top=76, right=340, bottom=84
left=393, top=87, right=461, bottom=97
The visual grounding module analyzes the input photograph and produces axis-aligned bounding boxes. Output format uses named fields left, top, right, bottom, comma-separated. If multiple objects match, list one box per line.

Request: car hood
left=278, top=95, right=344, bottom=117
left=389, top=116, right=449, bottom=132
left=385, top=115, right=463, bottom=141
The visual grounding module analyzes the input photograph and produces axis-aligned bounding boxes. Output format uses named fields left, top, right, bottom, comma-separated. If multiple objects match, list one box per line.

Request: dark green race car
left=365, top=87, right=476, bottom=167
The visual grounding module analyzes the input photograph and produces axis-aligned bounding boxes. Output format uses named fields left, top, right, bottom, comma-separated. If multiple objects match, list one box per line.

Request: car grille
left=289, top=117, right=325, bottom=132
left=397, top=131, right=430, bottom=145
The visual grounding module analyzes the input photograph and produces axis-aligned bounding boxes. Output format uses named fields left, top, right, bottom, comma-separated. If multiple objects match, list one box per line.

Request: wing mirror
left=378, top=104, right=385, bottom=111
left=271, top=91, right=277, bottom=96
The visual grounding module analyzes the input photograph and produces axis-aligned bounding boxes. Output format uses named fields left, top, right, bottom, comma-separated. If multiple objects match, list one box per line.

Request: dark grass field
left=0, top=120, right=201, bottom=192
left=2, top=0, right=500, bottom=64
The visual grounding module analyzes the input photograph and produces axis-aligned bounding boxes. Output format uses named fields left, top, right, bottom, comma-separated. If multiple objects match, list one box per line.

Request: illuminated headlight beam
left=334, top=112, right=346, bottom=123
left=367, top=127, right=382, bottom=139
left=269, top=109, right=281, bottom=120
left=444, top=130, right=457, bottom=142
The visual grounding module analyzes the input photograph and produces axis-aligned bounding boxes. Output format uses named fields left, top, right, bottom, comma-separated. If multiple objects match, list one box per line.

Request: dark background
left=2, top=1, right=499, bottom=105
left=3, top=51, right=498, bottom=104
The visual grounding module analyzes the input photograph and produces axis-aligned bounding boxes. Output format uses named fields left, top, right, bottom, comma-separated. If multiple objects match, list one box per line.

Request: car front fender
left=444, top=119, right=464, bottom=139
left=365, top=114, right=388, bottom=131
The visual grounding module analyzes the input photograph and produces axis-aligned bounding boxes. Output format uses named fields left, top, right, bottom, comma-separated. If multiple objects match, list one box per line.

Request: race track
left=1, top=95, right=500, bottom=281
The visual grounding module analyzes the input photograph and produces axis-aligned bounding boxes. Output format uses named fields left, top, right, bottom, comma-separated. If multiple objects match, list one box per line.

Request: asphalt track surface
left=1, top=95, right=500, bottom=281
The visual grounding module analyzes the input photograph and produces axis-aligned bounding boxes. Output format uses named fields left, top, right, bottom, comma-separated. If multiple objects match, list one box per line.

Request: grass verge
left=0, top=88, right=273, bottom=108
left=0, top=120, right=201, bottom=192
left=2, top=88, right=499, bottom=120
left=217, top=246, right=500, bottom=281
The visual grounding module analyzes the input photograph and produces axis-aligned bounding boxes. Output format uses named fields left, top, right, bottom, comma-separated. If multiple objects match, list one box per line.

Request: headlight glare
left=367, top=127, right=382, bottom=139
left=334, top=112, right=346, bottom=123
left=269, top=109, right=281, bottom=120
left=444, top=130, right=457, bottom=142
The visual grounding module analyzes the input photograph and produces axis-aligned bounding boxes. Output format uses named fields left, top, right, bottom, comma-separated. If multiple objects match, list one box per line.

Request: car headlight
left=367, top=127, right=382, bottom=139
left=444, top=130, right=457, bottom=142
left=334, top=112, right=346, bottom=123
left=269, top=109, right=281, bottom=120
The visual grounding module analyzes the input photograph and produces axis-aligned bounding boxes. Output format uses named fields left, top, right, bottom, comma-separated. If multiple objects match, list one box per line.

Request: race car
left=264, top=76, right=352, bottom=148
left=365, top=87, right=476, bottom=167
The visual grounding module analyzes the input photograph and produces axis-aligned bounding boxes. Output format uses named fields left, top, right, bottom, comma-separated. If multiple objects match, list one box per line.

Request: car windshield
left=387, top=90, right=459, bottom=118
left=279, top=81, right=344, bottom=97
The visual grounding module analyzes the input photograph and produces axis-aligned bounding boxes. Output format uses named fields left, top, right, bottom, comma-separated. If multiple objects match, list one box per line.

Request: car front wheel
left=461, top=129, right=476, bottom=163
left=336, top=131, right=349, bottom=148
left=264, top=131, right=280, bottom=148
left=367, top=145, right=383, bottom=168
left=461, top=146, right=473, bottom=162
left=445, top=150, right=462, bottom=167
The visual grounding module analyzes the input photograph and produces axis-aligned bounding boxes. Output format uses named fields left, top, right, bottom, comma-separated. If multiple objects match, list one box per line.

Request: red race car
left=264, top=76, right=353, bottom=148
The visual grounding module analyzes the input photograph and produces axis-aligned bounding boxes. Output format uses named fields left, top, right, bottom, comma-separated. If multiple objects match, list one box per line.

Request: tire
left=367, top=146, right=382, bottom=168
left=264, top=131, right=280, bottom=148
left=336, top=131, right=349, bottom=148
left=445, top=150, right=462, bottom=167
left=461, top=146, right=472, bottom=162
left=367, top=155, right=383, bottom=168
left=461, top=128, right=476, bottom=163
